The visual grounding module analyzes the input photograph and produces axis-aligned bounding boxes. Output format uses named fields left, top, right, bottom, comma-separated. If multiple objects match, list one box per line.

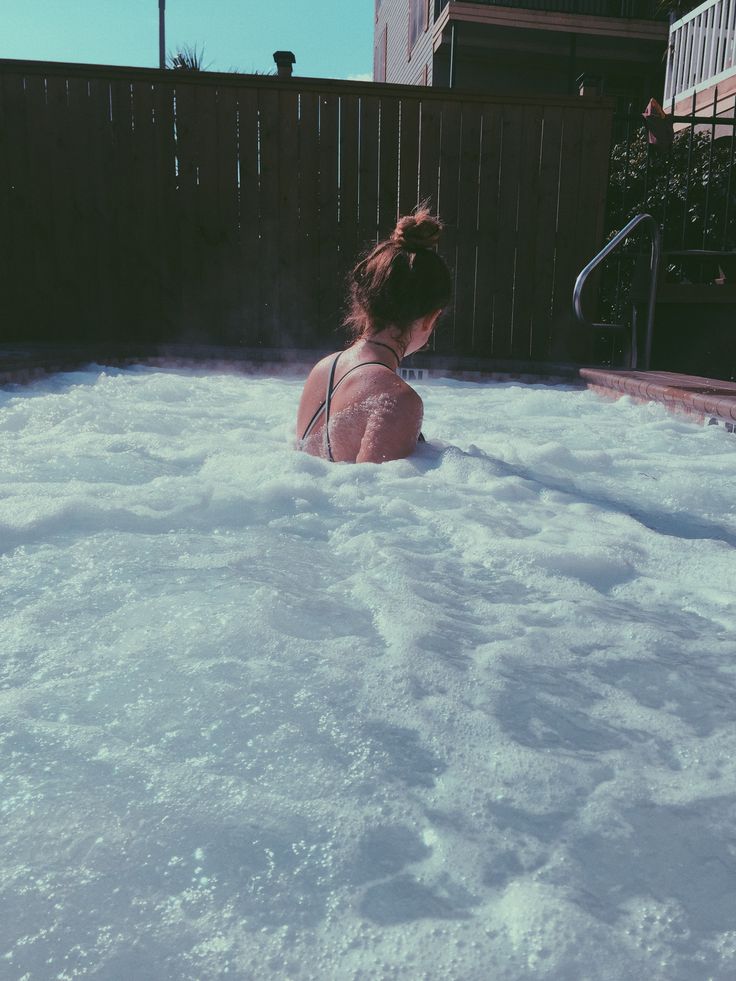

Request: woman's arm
left=356, top=387, right=424, bottom=463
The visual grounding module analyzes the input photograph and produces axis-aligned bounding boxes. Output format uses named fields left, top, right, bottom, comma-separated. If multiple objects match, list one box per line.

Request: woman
left=296, top=208, right=453, bottom=464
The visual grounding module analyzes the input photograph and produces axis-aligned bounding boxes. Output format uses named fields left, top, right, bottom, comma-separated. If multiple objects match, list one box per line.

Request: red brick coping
left=580, top=368, right=736, bottom=430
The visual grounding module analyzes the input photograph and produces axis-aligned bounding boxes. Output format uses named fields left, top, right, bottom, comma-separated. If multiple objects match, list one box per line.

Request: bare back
left=296, top=348, right=423, bottom=464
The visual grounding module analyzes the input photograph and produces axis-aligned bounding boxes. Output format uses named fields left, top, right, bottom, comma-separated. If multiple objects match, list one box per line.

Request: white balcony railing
left=664, top=0, right=736, bottom=107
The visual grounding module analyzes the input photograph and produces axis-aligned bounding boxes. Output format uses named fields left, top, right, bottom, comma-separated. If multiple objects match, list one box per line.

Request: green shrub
left=607, top=127, right=736, bottom=253
left=599, top=124, right=736, bottom=325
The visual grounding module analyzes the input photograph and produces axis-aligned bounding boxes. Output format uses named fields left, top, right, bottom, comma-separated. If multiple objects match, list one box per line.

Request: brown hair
left=344, top=206, right=453, bottom=344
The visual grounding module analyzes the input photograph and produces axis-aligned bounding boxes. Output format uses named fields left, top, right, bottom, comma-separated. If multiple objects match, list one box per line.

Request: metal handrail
left=573, top=212, right=661, bottom=370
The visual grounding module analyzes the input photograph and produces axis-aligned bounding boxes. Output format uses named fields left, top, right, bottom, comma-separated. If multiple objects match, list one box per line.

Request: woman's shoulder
left=300, top=352, right=341, bottom=393
left=303, top=350, right=420, bottom=401
left=376, top=370, right=422, bottom=403
left=308, top=351, right=341, bottom=375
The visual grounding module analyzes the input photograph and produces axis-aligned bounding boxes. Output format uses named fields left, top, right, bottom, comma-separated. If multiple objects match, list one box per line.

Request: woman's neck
left=361, top=336, right=403, bottom=366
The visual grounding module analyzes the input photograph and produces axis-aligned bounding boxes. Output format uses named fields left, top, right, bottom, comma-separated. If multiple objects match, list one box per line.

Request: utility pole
left=159, top=0, right=166, bottom=69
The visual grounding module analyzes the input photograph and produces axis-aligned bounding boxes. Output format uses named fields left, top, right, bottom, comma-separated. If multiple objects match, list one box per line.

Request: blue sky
left=1, top=0, right=374, bottom=80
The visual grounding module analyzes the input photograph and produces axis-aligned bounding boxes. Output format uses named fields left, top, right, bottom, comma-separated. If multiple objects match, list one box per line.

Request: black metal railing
left=594, top=94, right=736, bottom=370
left=435, top=0, right=666, bottom=20
left=605, top=95, right=736, bottom=298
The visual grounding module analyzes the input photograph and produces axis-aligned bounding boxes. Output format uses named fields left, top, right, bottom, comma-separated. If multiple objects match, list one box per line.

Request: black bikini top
left=300, top=354, right=393, bottom=461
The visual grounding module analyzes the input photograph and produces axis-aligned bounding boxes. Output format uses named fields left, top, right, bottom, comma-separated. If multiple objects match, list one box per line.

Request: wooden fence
left=0, top=58, right=614, bottom=364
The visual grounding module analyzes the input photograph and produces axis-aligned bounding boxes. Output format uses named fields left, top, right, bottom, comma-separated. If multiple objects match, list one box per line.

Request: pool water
left=1, top=367, right=735, bottom=980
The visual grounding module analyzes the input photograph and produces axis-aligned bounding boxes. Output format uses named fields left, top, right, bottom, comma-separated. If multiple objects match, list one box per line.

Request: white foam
left=1, top=368, right=734, bottom=979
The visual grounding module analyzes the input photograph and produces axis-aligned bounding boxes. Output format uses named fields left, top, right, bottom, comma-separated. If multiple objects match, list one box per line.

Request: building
left=374, top=1, right=668, bottom=106
left=664, top=0, right=736, bottom=120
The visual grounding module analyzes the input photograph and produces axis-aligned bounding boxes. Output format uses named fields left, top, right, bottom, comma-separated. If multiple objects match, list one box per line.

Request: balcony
left=664, top=0, right=736, bottom=109
left=435, top=0, right=666, bottom=19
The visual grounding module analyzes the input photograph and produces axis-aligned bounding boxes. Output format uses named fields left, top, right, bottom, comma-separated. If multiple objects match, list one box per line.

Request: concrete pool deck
left=580, top=368, right=736, bottom=432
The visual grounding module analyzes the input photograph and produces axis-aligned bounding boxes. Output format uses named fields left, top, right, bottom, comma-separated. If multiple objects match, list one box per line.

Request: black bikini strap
left=301, top=398, right=327, bottom=442
left=302, top=360, right=395, bottom=445
left=331, top=361, right=393, bottom=394
left=324, top=359, right=395, bottom=462
left=323, top=353, right=342, bottom=462
left=365, top=339, right=402, bottom=366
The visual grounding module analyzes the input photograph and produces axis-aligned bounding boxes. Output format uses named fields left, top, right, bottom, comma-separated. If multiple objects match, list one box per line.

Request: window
left=374, top=24, right=387, bottom=83
left=408, top=0, right=429, bottom=55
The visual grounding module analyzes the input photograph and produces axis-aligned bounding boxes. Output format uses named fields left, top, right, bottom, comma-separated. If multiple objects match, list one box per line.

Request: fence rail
left=0, top=58, right=615, bottom=364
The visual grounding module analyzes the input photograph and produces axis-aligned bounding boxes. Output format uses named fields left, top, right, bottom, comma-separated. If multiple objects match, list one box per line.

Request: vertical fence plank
left=551, top=105, right=586, bottom=361
left=278, top=90, right=301, bottom=345
left=214, top=86, right=241, bottom=342
left=417, top=98, right=441, bottom=212
left=358, top=96, right=380, bottom=252
left=530, top=107, right=563, bottom=362
left=131, top=80, right=160, bottom=340
left=318, top=93, right=340, bottom=339
left=577, top=105, right=613, bottom=280
left=153, top=79, right=179, bottom=338
left=490, top=105, right=524, bottom=359
left=338, top=94, right=361, bottom=299
left=23, top=74, right=55, bottom=339
left=0, top=77, right=8, bottom=327
left=85, top=78, right=116, bottom=340
left=171, top=80, right=202, bottom=339
left=454, top=105, right=484, bottom=355
left=511, top=105, right=544, bottom=361
left=70, top=76, right=104, bottom=340
left=1, top=73, right=32, bottom=339
left=193, top=84, right=222, bottom=339
left=378, top=96, right=399, bottom=235
left=435, top=101, right=461, bottom=354
left=257, top=88, right=282, bottom=345
left=112, top=78, right=139, bottom=337
left=474, top=104, right=503, bottom=359
left=236, top=86, right=261, bottom=344
left=46, top=75, right=83, bottom=336
left=397, top=96, right=421, bottom=222
left=417, top=98, right=444, bottom=356
left=297, top=91, right=321, bottom=345
left=573, top=105, right=614, bottom=362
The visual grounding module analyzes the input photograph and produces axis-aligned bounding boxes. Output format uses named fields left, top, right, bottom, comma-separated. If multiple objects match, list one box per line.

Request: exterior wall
left=374, top=0, right=435, bottom=86
left=377, top=0, right=666, bottom=102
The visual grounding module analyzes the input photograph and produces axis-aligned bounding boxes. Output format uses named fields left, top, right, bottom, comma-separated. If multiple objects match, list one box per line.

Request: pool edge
left=580, top=368, right=736, bottom=431
left=2, top=346, right=735, bottom=433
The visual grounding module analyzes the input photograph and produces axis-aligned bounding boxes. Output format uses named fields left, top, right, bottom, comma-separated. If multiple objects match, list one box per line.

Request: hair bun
left=390, top=208, right=442, bottom=251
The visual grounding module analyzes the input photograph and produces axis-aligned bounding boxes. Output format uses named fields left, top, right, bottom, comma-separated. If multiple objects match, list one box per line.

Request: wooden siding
left=0, top=59, right=615, bottom=365
left=375, top=0, right=435, bottom=87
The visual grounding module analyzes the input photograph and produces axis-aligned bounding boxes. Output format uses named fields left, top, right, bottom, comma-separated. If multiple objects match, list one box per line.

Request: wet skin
left=296, top=314, right=441, bottom=464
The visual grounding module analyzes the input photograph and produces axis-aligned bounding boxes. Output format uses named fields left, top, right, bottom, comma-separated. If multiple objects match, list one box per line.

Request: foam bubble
left=1, top=367, right=734, bottom=979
